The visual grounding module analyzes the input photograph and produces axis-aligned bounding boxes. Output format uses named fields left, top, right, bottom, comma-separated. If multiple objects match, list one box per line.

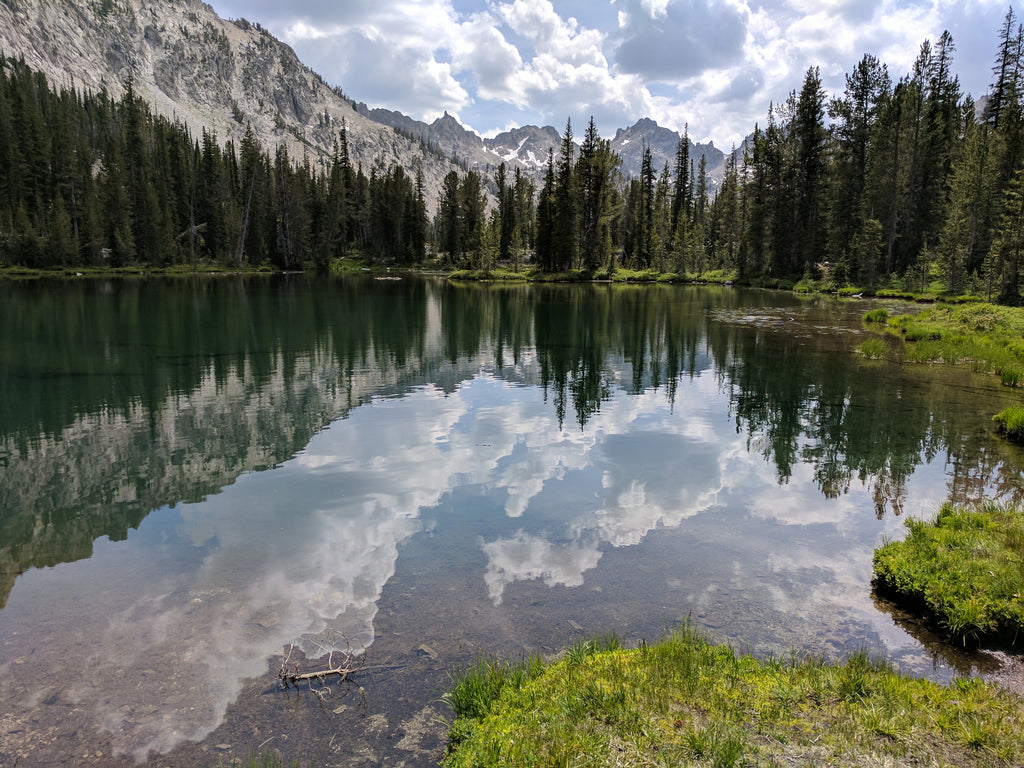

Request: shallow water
left=0, top=276, right=1021, bottom=766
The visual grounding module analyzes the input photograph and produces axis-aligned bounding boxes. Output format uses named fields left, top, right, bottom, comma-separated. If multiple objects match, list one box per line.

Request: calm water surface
left=1, top=276, right=1022, bottom=767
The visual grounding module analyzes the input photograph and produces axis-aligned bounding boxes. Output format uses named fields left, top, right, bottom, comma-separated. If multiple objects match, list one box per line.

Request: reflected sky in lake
left=0, top=277, right=1022, bottom=766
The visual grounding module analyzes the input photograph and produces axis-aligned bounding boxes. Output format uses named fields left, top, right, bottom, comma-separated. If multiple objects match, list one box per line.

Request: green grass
left=993, top=405, right=1024, bottom=444
left=447, top=267, right=535, bottom=281
left=836, top=285, right=870, bottom=296
left=873, top=502, right=1024, bottom=645
left=865, top=303, right=1024, bottom=386
left=863, top=307, right=889, bottom=323
left=0, top=263, right=280, bottom=279
left=442, top=624, right=1024, bottom=767
left=856, top=337, right=889, bottom=359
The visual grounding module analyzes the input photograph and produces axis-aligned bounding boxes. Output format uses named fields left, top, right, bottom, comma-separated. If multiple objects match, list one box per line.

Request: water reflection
left=0, top=277, right=1022, bottom=764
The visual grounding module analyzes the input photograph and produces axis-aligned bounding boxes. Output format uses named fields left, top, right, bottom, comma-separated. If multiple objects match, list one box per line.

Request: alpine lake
left=1, top=275, right=1022, bottom=767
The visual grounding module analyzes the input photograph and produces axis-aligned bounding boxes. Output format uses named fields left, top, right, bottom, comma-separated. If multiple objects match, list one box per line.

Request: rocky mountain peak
left=0, top=0, right=462, bottom=208
left=0, top=0, right=729, bottom=200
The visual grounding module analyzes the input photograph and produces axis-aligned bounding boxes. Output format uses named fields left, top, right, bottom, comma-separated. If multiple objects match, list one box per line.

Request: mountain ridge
left=0, top=0, right=729, bottom=203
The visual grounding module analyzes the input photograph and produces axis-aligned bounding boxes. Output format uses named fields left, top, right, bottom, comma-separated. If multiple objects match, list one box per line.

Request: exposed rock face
left=355, top=106, right=729, bottom=186
left=0, top=0, right=728, bottom=204
left=485, top=125, right=564, bottom=171
left=0, top=0, right=460, bottom=208
left=610, top=118, right=727, bottom=183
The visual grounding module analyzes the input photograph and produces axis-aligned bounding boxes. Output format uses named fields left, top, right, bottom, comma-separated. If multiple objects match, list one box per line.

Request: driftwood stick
left=283, top=666, right=351, bottom=683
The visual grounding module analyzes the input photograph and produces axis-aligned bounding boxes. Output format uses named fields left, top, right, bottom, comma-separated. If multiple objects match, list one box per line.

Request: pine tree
left=577, top=116, right=618, bottom=273
left=984, top=7, right=1022, bottom=128
left=938, top=106, right=999, bottom=291
left=494, top=162, right=513, bottom=265
left=458, top=170, right=486, bottom=267
left=670, top=127, right=690, bottom=244
left=827, top=54, right=890, bottom=280
left=688, top=154, right=709, bottom=273
left=709, top=149, right=741, bottom=273
left=989, top=161, right=1024, bottom=304
left=511, top=166, right=534, bottom=271
left=98, top=135, right=134, bottom=265
left=553, top=118, right=577, bottom=270
left=789, top=66, right=827, bottom=276
left=535, top=150, right=557, bottom=272
left=438, top=170, right=461, bottom=262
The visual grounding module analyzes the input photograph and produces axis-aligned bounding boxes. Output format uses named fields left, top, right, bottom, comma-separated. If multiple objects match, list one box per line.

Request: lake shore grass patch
left=441, top=624, right=1024, bottom=768
left=873, top=502, right=1024, bottom=646
left=874, top=303, right=1024, bottom=383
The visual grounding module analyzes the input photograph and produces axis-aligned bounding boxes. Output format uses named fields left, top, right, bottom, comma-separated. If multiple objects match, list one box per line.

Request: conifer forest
left=3, top=10, right=1024, bottom=304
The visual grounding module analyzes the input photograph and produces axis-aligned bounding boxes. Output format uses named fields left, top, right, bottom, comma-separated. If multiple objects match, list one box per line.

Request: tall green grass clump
left=856, top=337, right=888, bottom=359
left=993, top=405, right=1024, bottom=443
left=863, top=307, right=889, bottom=323
left=874, top=501, right=1024, bottom=645
left=880, top=303, right=1024, bottom=382
left=443, top=624, right=1024, bottom=767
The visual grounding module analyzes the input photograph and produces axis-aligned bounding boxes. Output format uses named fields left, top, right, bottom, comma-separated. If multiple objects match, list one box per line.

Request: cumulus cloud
left=208, top=0, right=1011, bottom=155
left=613, top=0, right=750, bottom=80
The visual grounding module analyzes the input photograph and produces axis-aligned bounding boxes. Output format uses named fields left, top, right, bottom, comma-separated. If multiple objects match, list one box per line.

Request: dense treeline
left=446, top=11, right=1024, bottom=305
left=0, top=56, right=427, bottom=270
left=5, top=9, right=1024, bottom=304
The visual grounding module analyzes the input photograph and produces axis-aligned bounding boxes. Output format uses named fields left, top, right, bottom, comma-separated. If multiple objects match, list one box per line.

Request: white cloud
left=451, top=12, right=525, bottom=102
left=208, top=0, right=1013, bottom=160
left=613, top=0, right=750, bottom=80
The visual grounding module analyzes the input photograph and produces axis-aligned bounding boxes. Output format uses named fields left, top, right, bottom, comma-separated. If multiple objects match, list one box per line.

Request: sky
left=207, top=0, right=1014, bottom=147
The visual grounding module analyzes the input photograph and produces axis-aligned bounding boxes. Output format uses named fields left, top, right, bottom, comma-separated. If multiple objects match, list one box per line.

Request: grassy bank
left=860, top=302, right=1024, bottom=386
left=994, top=405, right=1024, bottom=444
left=445, top=266, right=739, bottom=284
left=442, top=625, right=1024, bottom=767
left=873, top=502, right=1024, bottom=646
left=0, top=263, right=282, bottom=279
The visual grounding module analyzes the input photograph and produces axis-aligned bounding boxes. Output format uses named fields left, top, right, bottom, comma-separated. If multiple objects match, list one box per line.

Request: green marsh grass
left=447, top=267, right=535, bottom=281
left=873, top=502, right=1024, bottom=645
left=993, top=405, right=1024, bottom=443
left=442, top=624, right=1024, bottom=767
left=864, top=303, right=1024, bottom=388
left=856, top=337, right=888, bottom=359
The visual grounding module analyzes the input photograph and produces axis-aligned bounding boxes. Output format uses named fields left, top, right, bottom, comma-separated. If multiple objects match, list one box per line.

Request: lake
left=1, top=276, right=1021, bottom=767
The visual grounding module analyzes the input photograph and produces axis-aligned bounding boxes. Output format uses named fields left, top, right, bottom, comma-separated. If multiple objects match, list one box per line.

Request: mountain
left=0, top=0, right=727, bottom=204
left=356, top=105, right=728, bottom=186
left=609, top=118, right=727, bottom=184
left=0, top=0, right=461, bottom=207
left=484, top=125, right=564, bottom=171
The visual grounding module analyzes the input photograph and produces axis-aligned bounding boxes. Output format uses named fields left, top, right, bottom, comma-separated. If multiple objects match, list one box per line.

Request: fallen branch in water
left=278, top=644, right=364, bottom=702
left=282, top=647, right=358, bottom=688
left=280, top=649, right=354, bottom=685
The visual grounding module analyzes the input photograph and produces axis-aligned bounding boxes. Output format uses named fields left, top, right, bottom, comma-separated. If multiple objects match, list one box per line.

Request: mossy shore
left=860, top=302, right=1024, bottom=387
left=441, top=626, right=1024, bottom=767
left=873, top=502, right=1024, bottom=647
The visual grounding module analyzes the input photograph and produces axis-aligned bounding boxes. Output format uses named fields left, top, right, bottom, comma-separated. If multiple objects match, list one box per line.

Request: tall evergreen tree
left=985, top=7, right=1022, bottom=128
left=494, top=162, right=513, bottom=265
left=553, top=118, right=577, bottom=270
left=827, top=54, right=890, bottom=281
left=438, top=170, right=461, bottom=262
left=535, top=149, right=557, bottom=272
left=789, top=66, right=827, bottom=276
left=577, top=116, right=618, bottom=272
left=989, top=161, right=1024, bottom=303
